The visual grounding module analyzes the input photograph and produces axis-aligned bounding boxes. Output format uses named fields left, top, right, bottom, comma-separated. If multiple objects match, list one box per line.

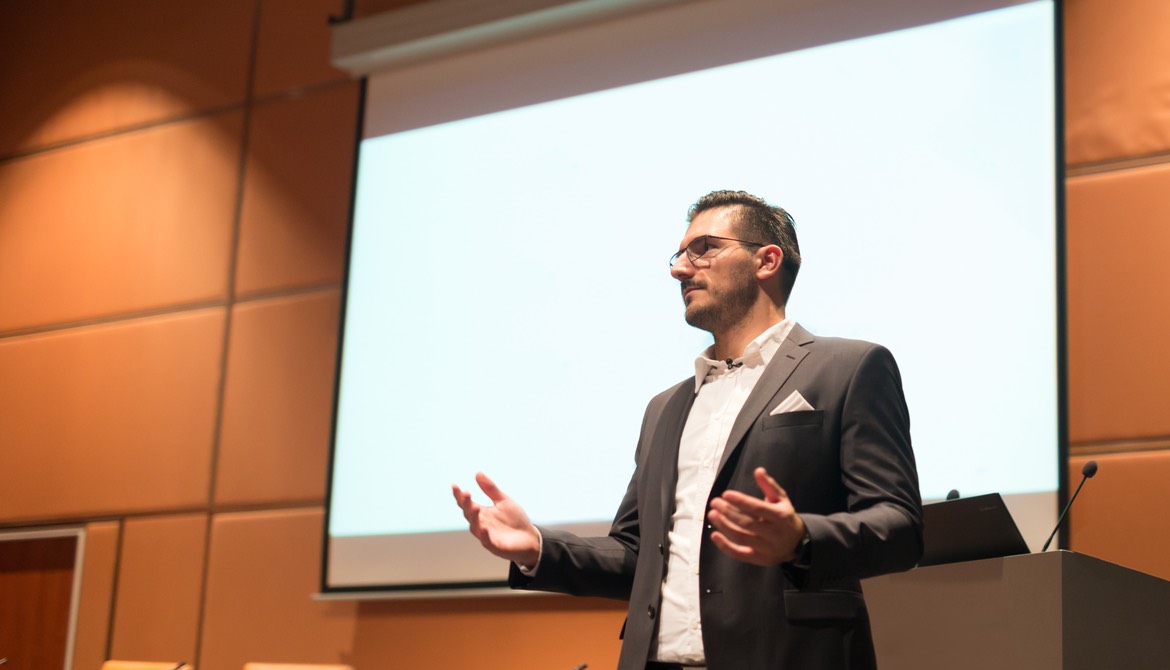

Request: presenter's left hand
left=707, top=467, right=805, bottom=566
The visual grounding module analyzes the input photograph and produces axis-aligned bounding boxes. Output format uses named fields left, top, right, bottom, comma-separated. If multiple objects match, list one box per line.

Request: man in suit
left=453, top=190, right=922, bottom=669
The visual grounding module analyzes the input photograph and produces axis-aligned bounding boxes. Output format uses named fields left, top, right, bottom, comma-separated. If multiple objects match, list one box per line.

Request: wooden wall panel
left=1066, top=164, right=1170, bottom=444
left=0, top=1, right=1165, bottom=670
left=0, top=534, right=77, bottom=670
left=0, top=310, right=224, bottom=523
left=0, top=0, right=254, bottom=158
left=352, top=596, right=625, bottom=670
left=199, top=509, right=356, bottom=670
left=1069, top=452, right=1170, bottom=581
left=0, top=113, right=242, bottom=333
left=235, top=85, right=357, bottom=297
left=215, top=291, right=341, bottom=507
left=1064, top=0, right=1170, bottom=165
left=254, top=0, right=353, bottom=98
left=110, top=514, right=208, bottom=663
left=73, top=521, right=121, bottom=670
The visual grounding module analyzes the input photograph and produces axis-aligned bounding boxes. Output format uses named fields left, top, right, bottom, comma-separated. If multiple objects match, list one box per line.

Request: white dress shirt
left=652, top=319, right=795, bottom=664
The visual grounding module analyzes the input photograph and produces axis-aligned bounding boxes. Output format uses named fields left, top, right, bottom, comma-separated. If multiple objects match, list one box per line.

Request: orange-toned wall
left=1063, top=0, right=1170, bottom=577
left=0, top=1, right=622, bottom=669
left=0, top=1, right=1167, bottom=669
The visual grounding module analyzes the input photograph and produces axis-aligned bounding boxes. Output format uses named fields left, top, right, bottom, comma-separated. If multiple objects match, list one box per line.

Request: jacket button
left=657, top=543, right=664, bottom=554
left=648, top=605, right=656, bottom=619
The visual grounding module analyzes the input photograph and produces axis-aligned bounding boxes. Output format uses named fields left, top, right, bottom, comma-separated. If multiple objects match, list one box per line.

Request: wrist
left=789, top=521, right=812, bottom=567
left=515, top=527, right=543, bottom=571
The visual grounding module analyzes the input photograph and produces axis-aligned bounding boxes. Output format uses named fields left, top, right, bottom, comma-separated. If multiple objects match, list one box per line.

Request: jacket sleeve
left=795, top=343, right=923, bottom=585
left=506, top=382, right=684, bottom=599
left=507, top=468, right=640, bottom=600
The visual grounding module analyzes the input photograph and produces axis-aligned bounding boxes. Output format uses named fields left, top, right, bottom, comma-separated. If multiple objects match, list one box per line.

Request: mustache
left=681, top=279, right=705, bottom=293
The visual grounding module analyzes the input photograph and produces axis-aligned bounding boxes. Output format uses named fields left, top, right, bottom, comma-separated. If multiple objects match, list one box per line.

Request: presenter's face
left=671, top=206, right=758, bottom=334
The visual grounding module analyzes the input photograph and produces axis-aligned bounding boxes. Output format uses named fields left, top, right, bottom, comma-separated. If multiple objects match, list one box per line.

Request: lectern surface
left=864, top=551, right=1170, bottom=670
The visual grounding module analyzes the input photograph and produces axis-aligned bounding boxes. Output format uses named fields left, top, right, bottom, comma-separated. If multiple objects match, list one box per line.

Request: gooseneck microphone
left=1041, top=460, right=1098, bottom=552
left=946, top=489, right=960, bottom=501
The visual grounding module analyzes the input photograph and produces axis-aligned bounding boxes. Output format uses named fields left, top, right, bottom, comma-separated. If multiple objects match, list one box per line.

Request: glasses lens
left=670, top=236, right=719, bottom=268
left=687, top=236, right=711, bottom=263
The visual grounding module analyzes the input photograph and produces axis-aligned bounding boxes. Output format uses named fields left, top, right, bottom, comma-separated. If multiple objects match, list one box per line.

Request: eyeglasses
left=669, top=235, right=765, bottom=268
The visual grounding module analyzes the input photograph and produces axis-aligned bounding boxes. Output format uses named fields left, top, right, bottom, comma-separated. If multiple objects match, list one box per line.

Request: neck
left=711, top=304, right=786, bottom=360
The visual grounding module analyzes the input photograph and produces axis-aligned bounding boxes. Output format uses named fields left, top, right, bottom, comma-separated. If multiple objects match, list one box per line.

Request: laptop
left=918, top=492, right=1030, bottom=567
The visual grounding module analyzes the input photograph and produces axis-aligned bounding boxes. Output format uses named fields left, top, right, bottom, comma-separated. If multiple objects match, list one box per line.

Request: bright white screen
left=327, top=0, right=1058, bottom=591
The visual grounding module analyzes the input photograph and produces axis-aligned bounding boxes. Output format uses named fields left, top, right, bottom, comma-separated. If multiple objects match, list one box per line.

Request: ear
left=755, top=244, right=784, bottom=281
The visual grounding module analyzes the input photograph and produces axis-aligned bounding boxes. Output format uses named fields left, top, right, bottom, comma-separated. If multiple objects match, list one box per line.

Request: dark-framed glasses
left=669, top=234, right=765, bottom=268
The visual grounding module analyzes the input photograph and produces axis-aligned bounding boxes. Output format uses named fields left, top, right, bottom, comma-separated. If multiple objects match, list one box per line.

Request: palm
left=452, top=472, right=541, bottom=566
left=707, top=467, right=806, bottom=566
left=476, top=498, right=534, bottom=553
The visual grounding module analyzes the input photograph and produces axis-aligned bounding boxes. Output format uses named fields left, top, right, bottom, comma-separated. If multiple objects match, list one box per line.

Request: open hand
left=707, top=466, right=806, bottom=566
left=452, top=472, right=541, bottom=568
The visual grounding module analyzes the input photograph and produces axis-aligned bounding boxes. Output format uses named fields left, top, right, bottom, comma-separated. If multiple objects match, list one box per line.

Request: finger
left=709, top=497, right=759, bottom=529
left=452, top=484, right=469, bottom=507
left=452, top=485, right=469, bottom=510
left=754, top=467, right=787, bottom=503
left=707, top=506, right=756, bottom=546
left=463, top=504, right=483, bottom=537
left=710, top=531, right=767, bottom=566
left=452, top=485, right=479, bottom=514
left=475, top=471, right=507, bottom=503
left=712, top=517, right=791, bottom=567
left=460, top=497, right=481, bottom=524
left=718, top=489, right=775, bottom=517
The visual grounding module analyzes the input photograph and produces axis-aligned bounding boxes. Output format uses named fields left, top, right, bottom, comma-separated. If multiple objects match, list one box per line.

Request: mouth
left=681, top=281, right=704, bottom=300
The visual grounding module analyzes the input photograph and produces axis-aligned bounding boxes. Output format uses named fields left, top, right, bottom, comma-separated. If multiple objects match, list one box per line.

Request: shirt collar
left=692, top=319, right=796, bottom=392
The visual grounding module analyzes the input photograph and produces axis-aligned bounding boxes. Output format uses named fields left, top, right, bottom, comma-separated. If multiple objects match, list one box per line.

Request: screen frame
left=319, top=0, right=1068, bottom=597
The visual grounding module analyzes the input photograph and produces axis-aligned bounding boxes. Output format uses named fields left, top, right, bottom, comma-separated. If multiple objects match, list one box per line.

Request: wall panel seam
left=1069, top=439, right=1170, bottom=456
left=0, top=300, right=230, bottom=342
left=104, top=518, right=124, bottom=661
left=1066, top=151, right=1170, bottom=178
left=0, top=281, right=344, bottom=343
left=0, top=104, right=248, bottom=165
left=210, top=500, right=327, bottom=515
left=0, top=503, right=326, bottom=530
left=192, top=1, right=264, bottom=666
left=235, top=281, right=343, bottom=305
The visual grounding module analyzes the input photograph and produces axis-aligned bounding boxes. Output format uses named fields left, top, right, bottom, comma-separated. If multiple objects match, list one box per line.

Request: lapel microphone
left=724, top=358, right=744, bottom=370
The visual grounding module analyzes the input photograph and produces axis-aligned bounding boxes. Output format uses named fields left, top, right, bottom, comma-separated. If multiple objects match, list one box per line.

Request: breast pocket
left=761, top=409, right=824, bottom=430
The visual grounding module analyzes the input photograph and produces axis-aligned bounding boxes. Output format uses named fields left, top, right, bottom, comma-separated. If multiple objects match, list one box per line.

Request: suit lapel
left=653, top=381, right=696, bottom=520
left=717, top=323, right=814, bottom=472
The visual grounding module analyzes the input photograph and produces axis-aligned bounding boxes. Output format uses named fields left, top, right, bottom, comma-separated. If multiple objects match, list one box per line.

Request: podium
left=861, top=551, right=1170, bottom=669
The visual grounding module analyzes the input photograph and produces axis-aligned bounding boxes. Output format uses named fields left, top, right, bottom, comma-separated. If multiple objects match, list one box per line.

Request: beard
left=683, top=261, right=758, bottom=334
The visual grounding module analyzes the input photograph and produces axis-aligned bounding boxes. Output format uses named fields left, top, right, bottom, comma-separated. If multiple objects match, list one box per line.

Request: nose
left=670, top=254, right=695, bottom=280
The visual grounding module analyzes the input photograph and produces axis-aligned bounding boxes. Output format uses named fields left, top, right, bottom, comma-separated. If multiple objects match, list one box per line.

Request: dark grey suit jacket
left=510, top=323, right=923, bottom=670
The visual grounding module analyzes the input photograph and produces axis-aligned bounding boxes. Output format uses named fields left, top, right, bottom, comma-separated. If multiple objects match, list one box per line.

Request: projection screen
left=324, top=0, right=1061, bottom=594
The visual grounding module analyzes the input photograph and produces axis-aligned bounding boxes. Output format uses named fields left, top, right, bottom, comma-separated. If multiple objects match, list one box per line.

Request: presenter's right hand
left=452, top=472, right=541, bottom=569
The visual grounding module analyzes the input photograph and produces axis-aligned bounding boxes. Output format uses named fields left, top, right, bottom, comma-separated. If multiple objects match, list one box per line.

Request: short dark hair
left=687, top=190, right=801, bottom=304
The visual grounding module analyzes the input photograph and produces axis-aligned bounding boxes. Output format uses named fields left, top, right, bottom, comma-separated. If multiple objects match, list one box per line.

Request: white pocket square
left=770, top=390, right=815, bottom=415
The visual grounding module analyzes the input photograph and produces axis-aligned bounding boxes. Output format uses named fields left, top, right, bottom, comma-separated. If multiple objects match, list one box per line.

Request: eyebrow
left=675, top=236, right=701, bottom=253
